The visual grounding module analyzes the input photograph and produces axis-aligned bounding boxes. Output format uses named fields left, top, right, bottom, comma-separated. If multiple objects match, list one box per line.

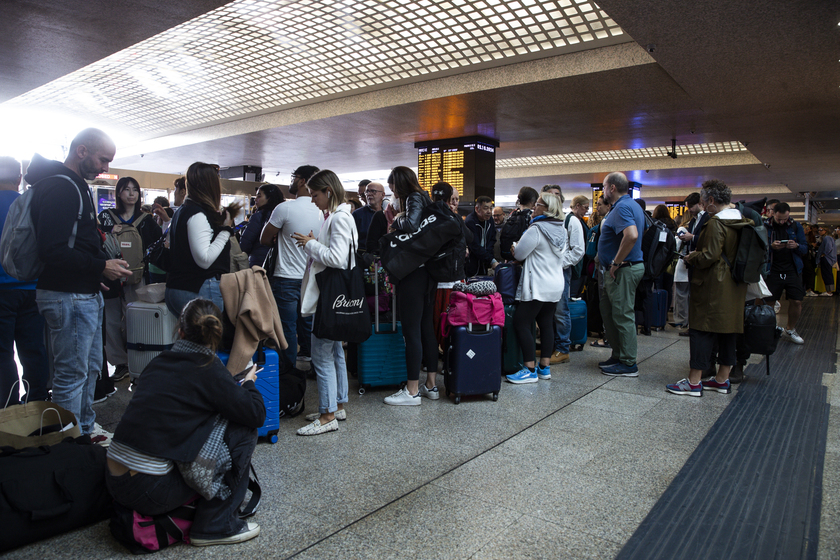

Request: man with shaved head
left=26, top=128, right=132, bottom=442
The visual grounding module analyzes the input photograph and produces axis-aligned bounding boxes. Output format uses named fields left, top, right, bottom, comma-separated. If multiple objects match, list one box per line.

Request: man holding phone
left=764, top=202, right=808, bottom=344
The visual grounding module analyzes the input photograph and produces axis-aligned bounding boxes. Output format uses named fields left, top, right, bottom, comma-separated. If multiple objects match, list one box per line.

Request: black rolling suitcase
left=443, top=324, right=502, bottom=404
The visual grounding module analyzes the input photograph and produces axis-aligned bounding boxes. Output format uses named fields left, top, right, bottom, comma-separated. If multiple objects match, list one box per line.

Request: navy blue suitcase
left=357, top=264, right=406, bottom=393
left=494, top=262, right=521, bottom=305
left=444, top=324, right=502, bottom=404
left=636, top=288, right=668, bottom=329
left=569, top=299, right=588, bottom=350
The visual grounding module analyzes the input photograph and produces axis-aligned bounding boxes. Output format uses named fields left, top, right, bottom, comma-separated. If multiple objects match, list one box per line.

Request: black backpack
left=720, top=202, right=769, bottom=284
left=499, top=208, right=532, bottom=261
left=640, top=213, right=676, bottom=280
left=427, top=234, right=467, bottom=282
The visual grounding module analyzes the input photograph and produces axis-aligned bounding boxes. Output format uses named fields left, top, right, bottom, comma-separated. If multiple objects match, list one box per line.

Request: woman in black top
left=106, top=298, right=265, bottom=546
left=97, top=176, right=162, bottom=380
left=383, top=167, right=440, bottom=406
left=239, top=184, right=284, bottom=267
left=165, top=162, right=235, bottom=315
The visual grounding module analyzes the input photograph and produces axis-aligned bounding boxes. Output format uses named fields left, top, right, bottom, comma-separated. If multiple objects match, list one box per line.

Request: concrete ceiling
left=2, top=0, right=839, bottom=219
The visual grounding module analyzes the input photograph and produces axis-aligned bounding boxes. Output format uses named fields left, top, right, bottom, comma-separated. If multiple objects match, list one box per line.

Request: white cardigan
left=300, top=203, right=359, bottom=317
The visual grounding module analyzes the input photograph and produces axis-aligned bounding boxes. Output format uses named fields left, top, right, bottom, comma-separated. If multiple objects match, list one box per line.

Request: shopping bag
left=0, top=381, right=80, bottom=449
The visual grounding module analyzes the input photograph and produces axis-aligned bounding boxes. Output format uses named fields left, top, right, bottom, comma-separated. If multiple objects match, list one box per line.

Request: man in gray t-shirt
left=260, top=165, right=322, bottom=365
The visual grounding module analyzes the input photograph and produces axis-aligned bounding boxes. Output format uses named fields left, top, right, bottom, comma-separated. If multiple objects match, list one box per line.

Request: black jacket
left=26, top=154, right=107, bottom=294
left=113, top=350, right=265, bottom=463
left=238, top=209, right=270, bottom=267
left=465, top=211, right=496, bottom=277
left=393, top=191, right=431, bottom=233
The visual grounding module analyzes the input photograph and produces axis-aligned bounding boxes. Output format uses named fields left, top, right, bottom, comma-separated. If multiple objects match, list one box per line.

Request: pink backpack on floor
left=441, top=291, right=505, bottom=337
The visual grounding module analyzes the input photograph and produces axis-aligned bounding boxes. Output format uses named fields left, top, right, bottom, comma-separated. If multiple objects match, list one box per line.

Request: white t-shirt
left=268, top=196, right=323, bottom=279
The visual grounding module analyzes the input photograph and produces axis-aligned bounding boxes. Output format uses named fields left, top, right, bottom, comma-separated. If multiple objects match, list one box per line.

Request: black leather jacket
left=393, top=191, right=432, bottom=233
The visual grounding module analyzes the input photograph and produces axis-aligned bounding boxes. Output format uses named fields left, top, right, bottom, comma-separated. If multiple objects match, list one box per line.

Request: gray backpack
left=0, top=175, right=83, bottom=282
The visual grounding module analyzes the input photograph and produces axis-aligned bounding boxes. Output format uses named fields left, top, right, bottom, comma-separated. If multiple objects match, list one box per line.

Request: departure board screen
left=416, top=136, right=498, bottom=203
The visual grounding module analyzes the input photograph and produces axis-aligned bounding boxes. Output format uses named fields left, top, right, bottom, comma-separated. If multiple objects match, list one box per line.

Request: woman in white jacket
left=292, top=170, right=358, bottom=436
left=506, top=193, right=567, bottom=384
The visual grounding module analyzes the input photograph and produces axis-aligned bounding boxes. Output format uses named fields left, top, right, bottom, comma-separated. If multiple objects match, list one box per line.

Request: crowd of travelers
left=0, top=128, right=828, bottom=547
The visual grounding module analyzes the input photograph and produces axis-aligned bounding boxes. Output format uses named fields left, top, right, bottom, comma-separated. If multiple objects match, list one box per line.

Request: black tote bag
left=313, top=241, right=372, bottom=344
left=379, top=200, right=462, bottom=281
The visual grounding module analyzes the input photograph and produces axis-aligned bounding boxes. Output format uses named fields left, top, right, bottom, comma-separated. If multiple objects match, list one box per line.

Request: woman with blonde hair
left=165, top=162, right=234, bottom=315
left=505, top=192, right=567, bottom=383
left=292, top=170, right=358, bottom=435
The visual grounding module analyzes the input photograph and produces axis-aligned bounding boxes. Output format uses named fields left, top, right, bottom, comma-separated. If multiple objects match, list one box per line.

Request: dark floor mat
left=616, top=298, right=836, bottom=560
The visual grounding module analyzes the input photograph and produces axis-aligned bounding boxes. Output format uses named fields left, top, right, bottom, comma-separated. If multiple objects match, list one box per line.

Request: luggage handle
left=4, top=379, right=30, bottom=408
left=467, top=323, right=491, bottom=332
left=373, top=260, right=397, bottom=334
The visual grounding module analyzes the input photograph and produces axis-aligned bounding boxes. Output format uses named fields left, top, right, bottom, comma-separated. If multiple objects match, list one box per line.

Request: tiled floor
left=5, top=303, right=838, bottom=559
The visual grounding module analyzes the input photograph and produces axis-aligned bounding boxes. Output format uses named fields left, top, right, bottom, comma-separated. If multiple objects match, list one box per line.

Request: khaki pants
left=600, top=264, right=644, bottom=366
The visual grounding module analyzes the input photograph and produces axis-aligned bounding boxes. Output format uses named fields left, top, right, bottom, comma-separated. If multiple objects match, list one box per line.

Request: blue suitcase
left=569, top=299, right=588, bottom=351
left=444, top=324, right=502, bottom=404
left=217, top=347, right=281, bottom=444
left=357, top=265, right=407, bottom=394
left=636, top=288, right=668, bottom=330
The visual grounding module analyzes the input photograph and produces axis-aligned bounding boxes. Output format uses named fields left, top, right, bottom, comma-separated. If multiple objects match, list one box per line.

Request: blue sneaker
left=506, top=366, right=538, bottom=384
left=701, top=377, right=731, bottom=394
left=537, top=364, right=551, bottom=380
left=600, top=362, right=639, bottom=377
left=666, top=378, right=702, bottom=397
left=598, top=357, right=620, bottom=368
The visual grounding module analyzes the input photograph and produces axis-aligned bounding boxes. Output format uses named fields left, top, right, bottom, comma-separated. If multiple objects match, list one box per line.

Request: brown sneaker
left=550, top=351, right=570, bottom=364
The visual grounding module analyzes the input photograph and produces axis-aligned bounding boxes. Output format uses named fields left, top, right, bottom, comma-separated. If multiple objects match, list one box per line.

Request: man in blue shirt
left=597, top=172, right=646, bottom=376
left=0, top=156, right=50, bottom=405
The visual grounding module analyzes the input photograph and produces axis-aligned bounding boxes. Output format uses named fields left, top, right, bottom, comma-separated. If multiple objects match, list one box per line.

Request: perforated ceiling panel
left=5, top=0, right=624, bottom=137
left=495, top=141, right=748, bottom=167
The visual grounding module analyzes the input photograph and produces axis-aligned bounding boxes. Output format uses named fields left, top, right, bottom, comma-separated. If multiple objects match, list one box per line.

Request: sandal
left=590, top=340, right=610, bottom=348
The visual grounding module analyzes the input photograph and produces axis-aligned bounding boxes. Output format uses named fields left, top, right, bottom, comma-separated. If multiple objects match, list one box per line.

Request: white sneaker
left=90, top=423, right=113, bottom=447
left=774, top=301, right=781, bottom=314
left=784, top=329, right=805, bottom=344
left=192, top=522, right=260, bottom=546
left=418, top=384, right=440, bottom=400
left=305, top=409, right=346, bottom=422
left=383, top=387, right=421, bottom=406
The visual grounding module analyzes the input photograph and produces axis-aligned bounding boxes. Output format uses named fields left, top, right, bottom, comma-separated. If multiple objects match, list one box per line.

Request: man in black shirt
left=29, top=128, right=132, bottom=439
left=764, top=202, right=808, bottom=344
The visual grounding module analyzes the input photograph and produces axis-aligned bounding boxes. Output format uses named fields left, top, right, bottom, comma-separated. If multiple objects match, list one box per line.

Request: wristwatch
left=610, top=260, right=620, bottom=267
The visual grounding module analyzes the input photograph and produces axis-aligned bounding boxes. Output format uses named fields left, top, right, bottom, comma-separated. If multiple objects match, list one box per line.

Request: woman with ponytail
left=106, top=298, right=266, bottom=546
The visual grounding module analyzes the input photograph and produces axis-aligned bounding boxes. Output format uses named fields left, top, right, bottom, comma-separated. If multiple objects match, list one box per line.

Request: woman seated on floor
left=105, top=298, right=266, bottom=546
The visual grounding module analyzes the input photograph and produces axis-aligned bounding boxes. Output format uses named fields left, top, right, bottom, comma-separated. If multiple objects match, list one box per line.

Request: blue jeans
left=0, top=289, right=50, bottom=405
left=310, top=333, right=348, bottom=414
left=165, top=277, right=224, bottom=317
left=554, top=268, right=572, bottom=353
left=270, top=276, right=312, bottom=366
left=36, top=290, right=104, bottom=434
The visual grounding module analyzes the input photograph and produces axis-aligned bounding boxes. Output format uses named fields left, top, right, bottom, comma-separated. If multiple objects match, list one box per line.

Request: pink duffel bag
left=441, top=291, right=505, bottom=337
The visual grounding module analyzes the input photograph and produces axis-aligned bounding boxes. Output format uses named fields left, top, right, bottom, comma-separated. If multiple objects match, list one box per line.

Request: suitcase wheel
left=492, top=393, right=498, bottom=402
left=454, top=396, right=461, bottom=405
left=571, top=344, right=584, bottom=352
left=358, top=386, right=366, bottom=395
left=268, top=434, right=278, bottom=444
